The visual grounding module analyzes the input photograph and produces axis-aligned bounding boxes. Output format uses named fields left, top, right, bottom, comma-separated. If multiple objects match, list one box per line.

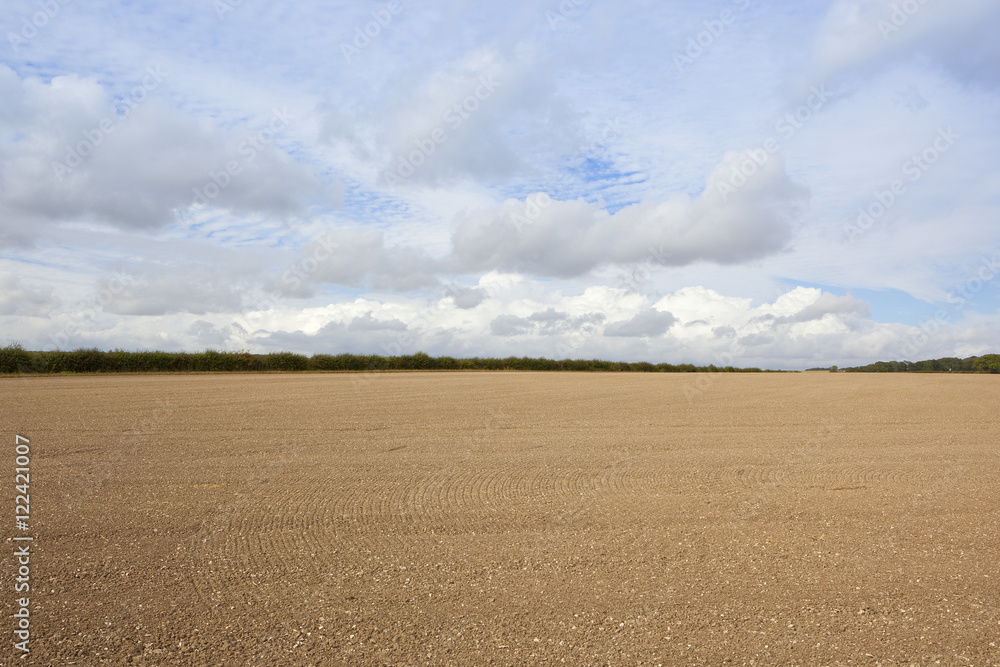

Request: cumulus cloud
left=773, top=292, right=870, bottom=324
left=490, top=314, right=531, bottom=336
left=738, top=333, right=776, bottom=348
left=447, top=286, right=488, bottom=309
left=648, top=286, right=884, bottom=365
left=529, top=308, right=567, bottom=323
left=347, top=312, right=408, bottom=332
left=6, top=273, right=994, bottom=370
left=0, top=66, right=323, bottom=242
left=276, top=154, right=807, bottom=297
left=450, top=150, right=808, bottom=277
left=0, top=274, right=59, bottom=317
left=490, top=308, right=605, bottom=337
left=604, top=309, right=676, bottom=337
left=712, top=325, right=737, bottom=339
left=275, top=229, right=440, bottom=296
left=247, top=320, right=397, bottom=357
left=187, top=320, right=236, bottom=349
left=281, top=169, right=809, bottom=290
left=807, top=0, right=1000, bottom=88
left=326, top=47, right=583, bottom=188
left=216, top=282, right=930, bottom=368
left=655, top=287, right=754, bottom=327
left=656, top=286, right=870, bottom=333
left=99, top=271, right=245, bottom=316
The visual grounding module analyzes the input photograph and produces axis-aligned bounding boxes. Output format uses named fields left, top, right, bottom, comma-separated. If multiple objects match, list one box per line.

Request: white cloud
left=0, top=66, right=323, bottom=243
left=274, top=147, right=807, bottom=291
left=3, top=268, right=997, bottom=369
left=275, top=228, right=440, bottom=296
left=324, top=46, right=582, bottom=189
left=604, top=309, right=676, bottom=338
left=451, top=150, right=808, bottom=277
left=447, top=286, right=488, bottom=309
left=489, top=314, right=531, bottom=336
left=98, top=270, right=246, bottom=317
left=774, top=292, right=870, bottom=324
left=347, top=312, right=408, bottom=332
left=808, top=0, right=1000, bottom=88
left=0, top=273, right=59, bottom=317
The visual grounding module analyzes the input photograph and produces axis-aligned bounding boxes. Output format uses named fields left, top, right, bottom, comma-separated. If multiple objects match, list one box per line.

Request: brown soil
left=2, top=372, right=999, bottom=665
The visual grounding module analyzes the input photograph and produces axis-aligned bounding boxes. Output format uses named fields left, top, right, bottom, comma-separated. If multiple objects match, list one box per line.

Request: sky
left=1, top=0, right=998, bottom=370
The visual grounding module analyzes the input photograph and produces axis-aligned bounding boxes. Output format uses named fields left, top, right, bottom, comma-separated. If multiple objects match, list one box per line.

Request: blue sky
left=1, top=0, right=998, bottom=369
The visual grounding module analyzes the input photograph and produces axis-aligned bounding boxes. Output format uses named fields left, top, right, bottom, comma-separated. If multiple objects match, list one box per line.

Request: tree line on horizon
left=841, top=354, right=1000, bottom=373
left=0, top=345, right=765, bottom=375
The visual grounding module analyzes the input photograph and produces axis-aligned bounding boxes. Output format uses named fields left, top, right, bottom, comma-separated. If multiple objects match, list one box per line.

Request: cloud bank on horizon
left=1, top=0, right=999, bottom=369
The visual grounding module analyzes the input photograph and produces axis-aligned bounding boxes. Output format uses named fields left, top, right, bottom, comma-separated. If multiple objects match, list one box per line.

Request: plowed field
left=2, top=372, right=999, bottom=665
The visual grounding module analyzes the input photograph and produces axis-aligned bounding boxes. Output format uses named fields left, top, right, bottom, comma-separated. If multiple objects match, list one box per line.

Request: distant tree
left=973, top=354, right=1000, bottom=373
left=829, top=366, right=838, bottom=372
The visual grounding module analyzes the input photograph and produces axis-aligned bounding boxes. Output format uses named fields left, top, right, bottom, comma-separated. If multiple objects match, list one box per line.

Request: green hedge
left=0, top=345, right=766, bottom=374
left=0, top=343, right=31, bottom=374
